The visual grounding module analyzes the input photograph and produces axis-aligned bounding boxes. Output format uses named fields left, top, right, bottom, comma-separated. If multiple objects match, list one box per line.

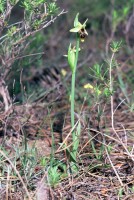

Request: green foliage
left=32, top=19, right=42, bottom=30
left=40, top=157, right=48, bottom=166
left=118, top=187, right=124, bottom=199
left=0, top=0, right=6, bottom=12
left=88, top=62, right=111, bottom=100
left=0, top=0, right=62, bottom=111
left=65, top=121, right=81, bottom=170
left=47, top=2, right=59, bottom=15
left=112, top=2, right=132, bottom=32
left=48, top=166, right=61, bottom=187
left=110, top=40, right=122, bottom=53
left=87, top=40, right=123, bottom=102
left=103, top=87, right=111, bottom=97
left=21, top=147, right=38, bottom=178
left=22, top=0, right=46, bottom=11
left=72, top=121, right=81, bottom=158
left=10, top=0, right=17, bottom=5
left=7, top=26, right=17, bottom=37
left=91, top=63, right=105, bottom=81
left=91, top=141, right=104, bottom=160
left=48, top=161, right=67, bottom=187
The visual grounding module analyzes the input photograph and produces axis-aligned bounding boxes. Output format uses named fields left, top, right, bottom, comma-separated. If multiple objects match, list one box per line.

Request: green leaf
left=66, top=148, right=76, bottom=163
left=72, top=121, right=81, bottom=158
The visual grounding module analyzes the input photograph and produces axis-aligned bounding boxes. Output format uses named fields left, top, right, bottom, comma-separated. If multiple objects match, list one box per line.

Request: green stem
left=71, top=34, right=80, bottom=141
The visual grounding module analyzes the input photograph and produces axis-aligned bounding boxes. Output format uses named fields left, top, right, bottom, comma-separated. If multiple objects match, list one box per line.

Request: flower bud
left=68, top=44, right=76, bottom=73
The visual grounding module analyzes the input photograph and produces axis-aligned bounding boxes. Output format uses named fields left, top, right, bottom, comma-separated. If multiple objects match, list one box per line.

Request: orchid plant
left=66, top=13, right=88, bottom=165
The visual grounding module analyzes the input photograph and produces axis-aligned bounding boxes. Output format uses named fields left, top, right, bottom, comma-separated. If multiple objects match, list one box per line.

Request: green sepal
left=74, top=13, right=79, bottom=27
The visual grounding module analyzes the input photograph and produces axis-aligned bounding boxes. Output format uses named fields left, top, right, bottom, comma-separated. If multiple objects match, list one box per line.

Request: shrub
left=0, top=0, right=65, bottom=111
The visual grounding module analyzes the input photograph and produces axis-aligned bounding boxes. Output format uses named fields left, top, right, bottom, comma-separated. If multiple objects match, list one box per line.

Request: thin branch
left=13, top=10, right=66, bottom=46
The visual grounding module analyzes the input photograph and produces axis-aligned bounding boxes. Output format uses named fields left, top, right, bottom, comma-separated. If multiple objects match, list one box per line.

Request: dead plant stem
left=0, top=149, right=32, bottom=200
left=105, top=144, right=123, bottom=186
left=110, top=52, right=134, bottom=162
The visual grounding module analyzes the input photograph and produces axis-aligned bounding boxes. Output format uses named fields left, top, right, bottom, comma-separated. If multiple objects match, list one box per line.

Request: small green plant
left=47, top=161, right=67, bottom=187
left=87, top=41, right=122, bottom=123
left=15, top=144, right=38, bottom=180
left=86, top=61, right=112, bottom=103
left=66, top=13, right=88, bottom=164
left=109, top=41, right=122, bottom=128
left=40, top=156, right=48, bottom=166
left=48, top=166, right=61, bottom=187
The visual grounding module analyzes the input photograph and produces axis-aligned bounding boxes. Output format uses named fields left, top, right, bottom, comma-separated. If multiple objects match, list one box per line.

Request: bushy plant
left=0, top=0, right=64, bottom=111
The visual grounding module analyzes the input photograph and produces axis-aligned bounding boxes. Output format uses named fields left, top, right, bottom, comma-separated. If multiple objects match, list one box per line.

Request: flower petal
left=70, top=26, right=81, bottom=32
left=84, top=83, right=93, bottom=89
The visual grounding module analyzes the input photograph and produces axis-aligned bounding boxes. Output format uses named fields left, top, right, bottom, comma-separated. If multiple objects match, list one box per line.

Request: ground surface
left=0, top=70, right=134, bottom=200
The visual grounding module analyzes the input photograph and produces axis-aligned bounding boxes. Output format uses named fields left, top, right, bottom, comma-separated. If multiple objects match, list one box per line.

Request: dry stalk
left=109, top=49, right=134, bottom=160
left=0, top=149, right=32, bottom=200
